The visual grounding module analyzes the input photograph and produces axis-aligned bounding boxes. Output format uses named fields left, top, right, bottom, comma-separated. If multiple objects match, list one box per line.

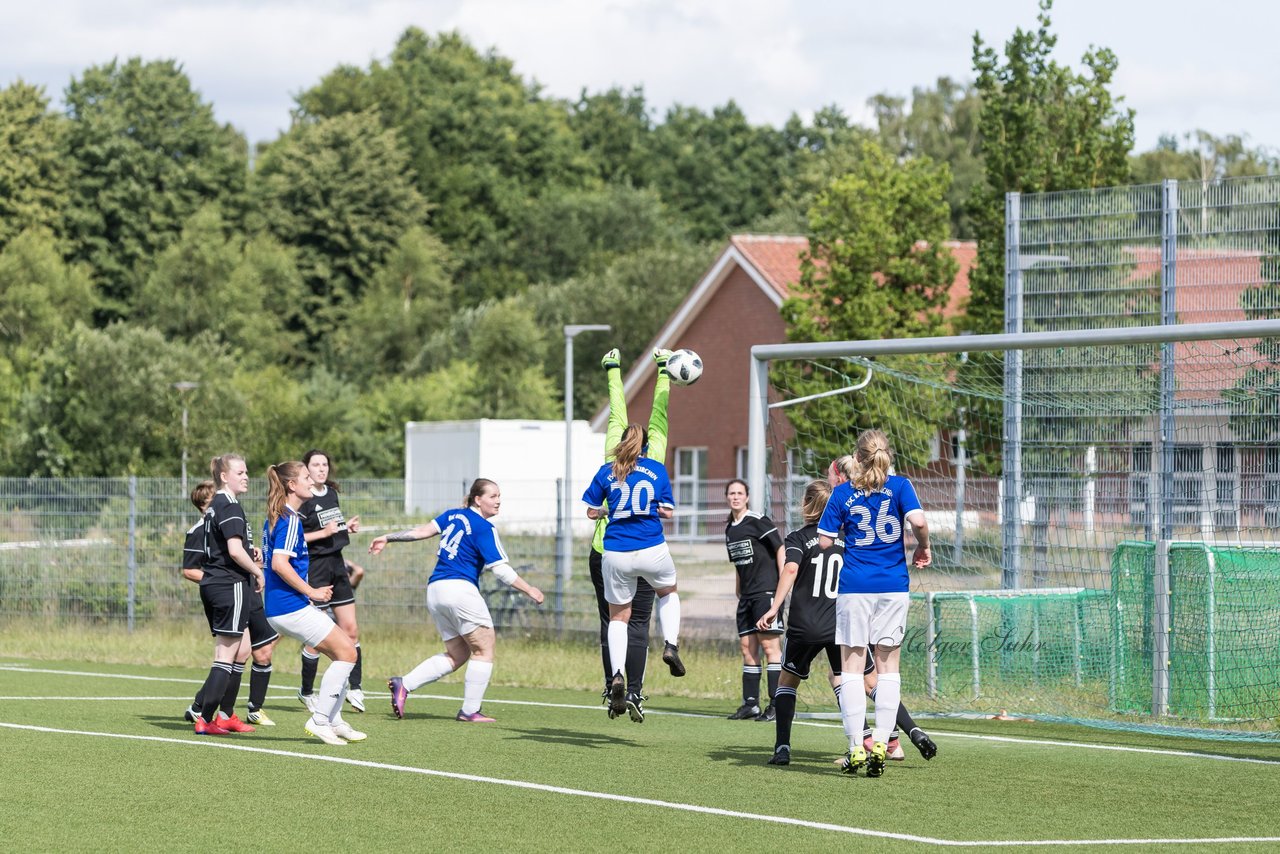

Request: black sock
left=248, top=663, right=272, bottom=711
left=301, top=650, right=319, bottom=695
left=192, top=686, right=204, bottom=714
left=219, top=662, right=245, bottom=717
left=742, top=665, right=761, bottom=705
left=625, top=636, right=648, bottom=698
left=896, top=701, right=919, bottom=735
left=766, top=663, right=781, bottom=706
left=198, top=662, right=232, bottom=724
left=351, top=644, right=362, bottom=690
left=773, top=686, right=798, bottom=750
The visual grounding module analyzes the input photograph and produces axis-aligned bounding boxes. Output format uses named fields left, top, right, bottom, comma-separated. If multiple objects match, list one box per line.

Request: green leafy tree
left=134, top=206, right=304, bottom=363
left=465, top=301, right=560, bottom=419
left=62, top=59, right=248, bottom=319
left=570, top=86, right=654, bottom=185
left=331, top=226, right=456, bottom=382
left=252, top=110, right=428, bottom=338
left=0, top=81, right=68, bottom=252
left=763, top=106, right=877, bottom=233
left=1131, top=131, right=1279, bottom=184
left=8, top=324, right=242, bottom=476
left=646, top=102, right=790, bottom=242
left=964, top=0, right=1134, bottom=337
left=0, top=227, right=94, bottom=362
left=777, top=140, right=958, bottom=467
left=295, top=28, right=596, bottom=303
left=871, top=77, right=984, bottom=238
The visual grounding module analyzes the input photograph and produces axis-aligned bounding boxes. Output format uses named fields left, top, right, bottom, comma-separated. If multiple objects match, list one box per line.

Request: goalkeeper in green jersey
left=587, top=347, right=672, bottom=723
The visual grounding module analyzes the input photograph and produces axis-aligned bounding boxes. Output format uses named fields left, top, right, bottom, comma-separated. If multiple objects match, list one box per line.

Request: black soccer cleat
left=727, top=702, right=761, bottom=720
left=755, top=704, right=777, bottom=722
left=607, top=672, right=626, bottom=720
left=626, top=693, right=646, bottom=724
left=910, top=727, right=938, bottom=760
left=662, top=642, right=686, bottom=677
left=767, top=745, right=791, bottom=766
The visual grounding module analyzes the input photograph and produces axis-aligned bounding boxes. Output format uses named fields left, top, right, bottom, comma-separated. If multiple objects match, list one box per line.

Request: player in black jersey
left=190, top=454, right=269, bottom=736
left=298, top=449, right=365, bottom=712
left=724, top=479, right=785, bottom=721
left=181, top=477, right=280, bottom=728
left=757, top=480, right=843, bottom=765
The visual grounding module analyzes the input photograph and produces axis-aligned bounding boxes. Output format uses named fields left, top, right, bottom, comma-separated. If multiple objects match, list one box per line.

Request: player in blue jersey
left=375, top=479, right=544, bottom=722
left=582, top=424, right=686, bottom=720
left=297, top=449, right=366, bottom=714
left=261, top=461, right=366, bottom=746
left=588, top=347, right=670, bottom=722
left=818, top=430, right=931, bottom=778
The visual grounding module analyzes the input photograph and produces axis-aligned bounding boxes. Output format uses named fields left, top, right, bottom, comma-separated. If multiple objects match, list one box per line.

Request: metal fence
left=0, top=476, right=745, bottom=637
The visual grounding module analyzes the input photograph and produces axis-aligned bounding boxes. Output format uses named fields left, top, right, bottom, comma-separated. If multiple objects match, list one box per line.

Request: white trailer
left=404, top=419, right=605, bottom=536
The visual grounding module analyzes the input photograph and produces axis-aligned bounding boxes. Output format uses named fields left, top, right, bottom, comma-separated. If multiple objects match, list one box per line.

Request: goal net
left=753, top=322, right=1280, bottom=739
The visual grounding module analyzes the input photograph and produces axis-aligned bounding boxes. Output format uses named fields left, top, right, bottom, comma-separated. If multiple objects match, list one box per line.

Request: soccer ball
left=664, top=348, right=703, bottom=386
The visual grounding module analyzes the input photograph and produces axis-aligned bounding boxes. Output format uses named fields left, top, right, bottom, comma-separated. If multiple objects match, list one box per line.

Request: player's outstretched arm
left=647, top=348, right=672, bottom=463
left=603, top=348, right=627, bottom=462
left=368, top=521, right=441, bottom=555
left=757, top=560, right=799, bottom=631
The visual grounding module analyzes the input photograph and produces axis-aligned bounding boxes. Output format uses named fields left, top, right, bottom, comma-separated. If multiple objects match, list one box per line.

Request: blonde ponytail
left=852, top=429, right=893, bottom=494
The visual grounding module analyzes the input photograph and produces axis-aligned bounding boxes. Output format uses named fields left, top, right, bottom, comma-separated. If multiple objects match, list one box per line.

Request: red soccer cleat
left=194, top=717, right=231, bottom=736
left=217, top=713, right=256, bottom=733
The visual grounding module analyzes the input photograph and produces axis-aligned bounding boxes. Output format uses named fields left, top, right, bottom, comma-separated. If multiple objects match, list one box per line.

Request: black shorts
left=248, top=589, right=278, bottom=649
left=737, top=593, right=783, bottom=637
left=309, top=554, right=355, bottom=608
left=201, top=579, right=251, bottom=638
left=781, top=637, right=842, bottom=680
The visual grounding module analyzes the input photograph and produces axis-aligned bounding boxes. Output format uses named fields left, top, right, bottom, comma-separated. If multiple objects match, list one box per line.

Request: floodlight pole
left=561, top=325, right=610, bottom=630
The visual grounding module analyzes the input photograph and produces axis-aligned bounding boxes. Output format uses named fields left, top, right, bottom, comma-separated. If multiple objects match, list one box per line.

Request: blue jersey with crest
left=262, top=506, right=310, bottom=617
left=817, top=475, right=922, bottom=594
left=581, top=458, right=674, bottom=551
left=427, top=506, right=508, bottom=587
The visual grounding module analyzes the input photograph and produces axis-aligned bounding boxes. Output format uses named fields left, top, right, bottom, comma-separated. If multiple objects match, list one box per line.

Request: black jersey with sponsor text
left=202, top=490, right=254, bottom=583
left=182, top=519, right=205, bottom=572
left=782, top=523, right=843, bottom=642
left=301, top=486, right=350, bottom=557
left=725, top=511, right=784, bottom=598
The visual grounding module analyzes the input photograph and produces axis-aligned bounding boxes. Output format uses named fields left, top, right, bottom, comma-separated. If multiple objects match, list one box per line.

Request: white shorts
left=603, top=543, right=677, bottom=605
left=427, top=579, right=493, bottom=641
left=835, top=592, right=909, bottom=649
left=268, top=604, right=338, bottom=649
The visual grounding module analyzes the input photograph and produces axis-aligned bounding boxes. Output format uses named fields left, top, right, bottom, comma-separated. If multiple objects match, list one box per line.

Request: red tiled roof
left=729, top=234, right=977, bottom=320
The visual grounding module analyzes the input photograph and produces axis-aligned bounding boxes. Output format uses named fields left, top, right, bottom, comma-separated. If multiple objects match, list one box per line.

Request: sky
left=2, top=0, right=1278, bottom=153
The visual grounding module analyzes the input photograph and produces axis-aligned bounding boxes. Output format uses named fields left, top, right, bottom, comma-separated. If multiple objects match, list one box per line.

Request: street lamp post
left=560, top=325, right=610, bottom=629
left=174, top=381, right=200, bottom=494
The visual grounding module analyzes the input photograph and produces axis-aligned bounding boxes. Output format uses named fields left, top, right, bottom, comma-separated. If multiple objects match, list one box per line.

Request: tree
left=1131, top=131, right=1279, bottom=184
left=777, top=140, right=958, bottom=467
left=252, top=110, right=428, bottom=337
left=8, top=324, right=242, bottom=476
left=331, top=226, right=456, bottom=382
left=645, top=102, right=790, bottom=242
left=133, top=206, right=305, bottom=364
left=62, top=58, right=248, bottom=319
left=964, top=0, right=1134, bottom=337
left=0, top=81, right=68, bottom=252
left=766, top=106, right=877, bottom=233
left=465, top=301, right=560, bottom=419
left=295, top=28, right=596, bottom=303
left=570, top=86, right=654, bottom=186
left=871, top=77, right=984, bottom=238
left=0, top=227, right=94, bottom=362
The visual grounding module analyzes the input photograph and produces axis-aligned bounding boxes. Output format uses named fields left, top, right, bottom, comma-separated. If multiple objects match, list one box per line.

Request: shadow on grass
left=510, top=726, right=640, bottom=749
left=706, top=743, right=931, bottom=777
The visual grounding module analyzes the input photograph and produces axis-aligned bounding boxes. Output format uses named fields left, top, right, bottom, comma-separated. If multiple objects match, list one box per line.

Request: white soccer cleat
left=346, top=688, right=366, bottom=713
left=304, top=720, right=347, bottom=746
left=246, top=708, right=276, bottom=726
left=298, top=691, right=317, bottom=713
left=332, top=721, right=368, bottom=742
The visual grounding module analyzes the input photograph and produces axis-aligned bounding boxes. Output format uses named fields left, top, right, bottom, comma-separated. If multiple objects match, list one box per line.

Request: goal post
left=748, top=317, right=1280, bottom=737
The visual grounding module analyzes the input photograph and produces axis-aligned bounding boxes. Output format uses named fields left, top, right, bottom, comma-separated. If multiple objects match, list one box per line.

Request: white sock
left=461, top=660, right=494, bottom=715
left=656, top=593, right=681, bottom=646
left=404, top=653, right=456, bottom=691
left=313, top=659, right=354, bottom=727
left=872, top=672, right=901, bottom=745
left=606, top=621, right=627, bottom=678
left=839, top=674, right=867, bottom=752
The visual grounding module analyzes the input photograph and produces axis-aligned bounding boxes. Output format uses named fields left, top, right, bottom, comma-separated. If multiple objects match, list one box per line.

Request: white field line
left=3, top=664, right=1279, bottom=767
left=2, top=721, right=1279, bottom=849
